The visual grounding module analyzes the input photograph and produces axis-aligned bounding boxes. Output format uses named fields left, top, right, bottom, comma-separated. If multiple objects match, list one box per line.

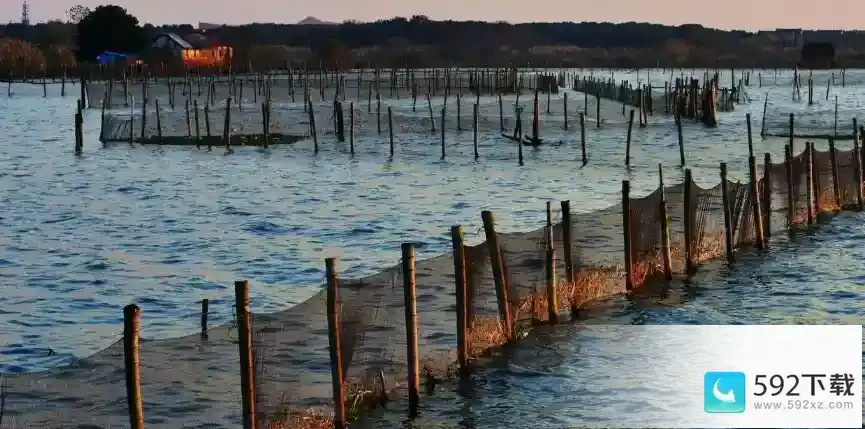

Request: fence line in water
left=1, top=139, right=863, bottom=429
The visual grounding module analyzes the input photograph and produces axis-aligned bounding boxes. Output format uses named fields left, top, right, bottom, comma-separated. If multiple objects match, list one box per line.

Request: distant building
left=801, top=42, right=836, bottom=69
left=198, top=22, right=221, bottom=30
left=151, top=32, right=232, bottom=68
left=775, top=28, right=803, bottom=48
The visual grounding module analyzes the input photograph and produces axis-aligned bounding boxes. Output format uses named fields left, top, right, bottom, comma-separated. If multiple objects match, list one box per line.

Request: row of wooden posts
left=112, top=123, right=865, bottom=429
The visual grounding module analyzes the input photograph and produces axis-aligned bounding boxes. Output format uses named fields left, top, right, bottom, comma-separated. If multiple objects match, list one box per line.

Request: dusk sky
left=5, top=0, right=860, bottom=31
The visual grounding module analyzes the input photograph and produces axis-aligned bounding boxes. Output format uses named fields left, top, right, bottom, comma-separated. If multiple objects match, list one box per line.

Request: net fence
left=90, top=70, right=679, bottom=147
left=1, top=145, right=860, bottom=428
left=761, top=99, right=859, bottom=140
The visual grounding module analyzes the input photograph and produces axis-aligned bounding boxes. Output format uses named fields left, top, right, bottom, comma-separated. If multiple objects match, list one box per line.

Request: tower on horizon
left=20, top=1, right=30, bottom=25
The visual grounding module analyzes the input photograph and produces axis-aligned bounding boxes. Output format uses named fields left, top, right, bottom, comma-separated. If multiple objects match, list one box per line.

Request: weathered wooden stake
left=200, top=298, right=209, bottom=337
left=622, top=180, right=634, bottom=290
left=325, top=259, right=347, bottom=429
left=683, top=168, right=695, bottom=273
left=401, top=243, right=420, bottom=418
left=388, top=106, right=394, bottom=156
left=785, top=145, right=795, bottom=228
left=481, top=210, right=512, bottom=339
left=235, top=280, right=256, bottom=429
left=545, top=201, right=558, bottom=323
left=450, top=226, right=469, bottom=375
left=123, top=304, right=144, bottom=429
left=625, top=109, right=634, bottom=167
left=763, top=153, right=772, bottom=238
left=440, top=107, right=446, bottom=160
left=560, top=200, right=574, bottom=283
left=829, top=138, right=841, bottom=208
left=349, top=102, right=355, bottom=155
left=659, top=165, right=672, bottom=280
left=676, top=116, right=685, bottom=166
left=720, top=163, right=734, bottom=263
left=854, top=135, right=864, bottom=211
left=748, top=155, right=765, bottom=249
left=806, top=142, right=815, bottom=225
left=579, top=112, right=587, bottom=164
left=222, top=98, right=232, bottom=152
left=473, top=103, right=479, bottom=159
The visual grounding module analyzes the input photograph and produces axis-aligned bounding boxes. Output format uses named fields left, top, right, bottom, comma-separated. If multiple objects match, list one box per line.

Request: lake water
left=0, top=68, right=861, bottom=427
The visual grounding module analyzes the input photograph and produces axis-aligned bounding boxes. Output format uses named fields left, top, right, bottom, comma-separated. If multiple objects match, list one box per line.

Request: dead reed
left=694, top=233, right=725, bottom=263
left=816, top=189, right=841, bottom=213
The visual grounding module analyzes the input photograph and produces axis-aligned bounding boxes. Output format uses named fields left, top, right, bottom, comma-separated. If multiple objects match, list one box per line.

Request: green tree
left=65, top=5, right=90, bottom=24
left=75, top=5, right=146, bottom=62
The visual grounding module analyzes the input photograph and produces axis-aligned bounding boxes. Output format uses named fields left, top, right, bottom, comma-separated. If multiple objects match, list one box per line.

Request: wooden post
left=789, top=113, right=795, bottom=155
left=658, top=165, right=672, bottom=280
left=763, top=153, right=772, bottom=238
left=829, top=138, right=841, bottom=209
left=193, top=100, right=201, bottom=149
left=401, top=243, right=420, bottom=418
left=806, top=142, right=815, bottom=225
left=223, top=98, right=232, bottom=151
left=579, top=112, right=587, bottom=164
left=123, top=304, right=144, bottom=429
left=204, top=105, right=212, bottom=150
left=472, top=103, right=480, bottom=159
left=625, top=109, right=634, bottom=166
left=325, top=259, right=347, bottom=429
left=440, top=107, right=446, bottom=160
left=200, top=298, right=209, bottom=337
left=234, top=280, right=256, bottom=429
left=720, top=163, right=734, bottom=263
left=563, top=92, right=568, bottom=130
left=595, top=91, right=600, bottom=128
left=426, top=94, right=435, bottom=133
left=388, top=106, right=394, bottom=156
left=785, top=145, right=795, bottom=228
left=481, top=210, right=512, bottom=339
left=683, top=168, right=695, bottom=274
left=376, top=93, right=382, bottom=134
left=155, top=99, right=163, bottom=144
left=676, top=116, right=685, bottom=166
left=622, top=180, right=634, bottom=290
left=545, top=202, right=558, bottom=323
left=560, top=201, right=574, bottom=283
left=498, top=93, right=505, bottom=132
left=309, top=101, right=318, bottom=153
left=450, top=226, right=469, bottom=375
left=349, top=102, right=355, bottom=155
left=749, top=155, right=765, bottom=249
left=854, top=135, right=864, bottom=211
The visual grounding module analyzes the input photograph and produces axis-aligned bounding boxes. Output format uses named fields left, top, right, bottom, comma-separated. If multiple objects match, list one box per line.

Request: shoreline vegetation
left=1, top=15, right=864, bottom=78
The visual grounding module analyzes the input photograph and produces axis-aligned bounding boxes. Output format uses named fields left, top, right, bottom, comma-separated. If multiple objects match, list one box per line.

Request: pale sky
left=6, top=0, right=862, bottom=31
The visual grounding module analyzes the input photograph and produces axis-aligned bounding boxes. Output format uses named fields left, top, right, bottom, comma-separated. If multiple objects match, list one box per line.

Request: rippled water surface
left=0, top=68, right=863, bottom=426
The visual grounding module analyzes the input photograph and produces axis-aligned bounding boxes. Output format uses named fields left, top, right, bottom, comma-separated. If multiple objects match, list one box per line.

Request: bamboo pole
left=622, top=180, right=634, bottom=290
left=234, top=280, right=256, bottom=429
left=658, top=165, right=672, bottom=280
left=401, top=244, right=420, bottom=418
left=123, top=304, right=144, bottom=429
left=325, top=259, right=347, bottom=429
left=683, top=168, right=694, bottom=273
left=545, top=201, right=558, bottom=323
left=481, top=211, right=512, bottom=339
left=720, top=163, right=734, bottom=263
left=450, top=226, right=469, bottom=375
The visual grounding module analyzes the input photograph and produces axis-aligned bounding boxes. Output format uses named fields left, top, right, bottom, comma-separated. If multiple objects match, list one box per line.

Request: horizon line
left=5, top=16, right=864, bottom=34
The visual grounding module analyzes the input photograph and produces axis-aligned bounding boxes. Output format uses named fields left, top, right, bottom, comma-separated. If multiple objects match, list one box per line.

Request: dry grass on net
left=266, top=376, right=389, bottom=429
left=816, top=189, right=842, bottom=213
left=517, top=266, right=622, bottom=323
left=694, top=232, right=725, bottom=263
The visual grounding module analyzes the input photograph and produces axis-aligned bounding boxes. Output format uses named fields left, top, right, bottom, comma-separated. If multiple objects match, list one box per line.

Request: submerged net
left=2, top=146, right=861, bottom=428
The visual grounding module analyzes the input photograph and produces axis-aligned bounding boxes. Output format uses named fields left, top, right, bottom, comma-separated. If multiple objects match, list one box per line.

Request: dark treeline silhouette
left=4, top=16, right=865, bottom=68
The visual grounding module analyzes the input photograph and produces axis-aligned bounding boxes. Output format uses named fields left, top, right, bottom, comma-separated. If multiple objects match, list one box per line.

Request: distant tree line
left=3, top=8, right=865, bottom=74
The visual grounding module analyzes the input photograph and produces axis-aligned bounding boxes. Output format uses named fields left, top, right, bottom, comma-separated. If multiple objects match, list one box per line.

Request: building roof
left=164, top=32, right=193, bottom=49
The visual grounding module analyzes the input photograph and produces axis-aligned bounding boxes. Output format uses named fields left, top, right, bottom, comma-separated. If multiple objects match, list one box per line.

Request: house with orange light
left=151, top=32, right=232, bottom=68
